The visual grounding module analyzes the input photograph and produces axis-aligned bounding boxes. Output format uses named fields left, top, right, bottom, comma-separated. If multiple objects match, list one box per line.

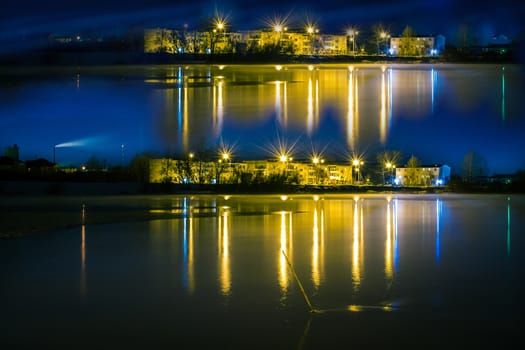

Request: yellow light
left=275, top=65, right=282, bottom=71
left=308, top=65, right=314, bottom=71
left=312, top=157, right=319, bottom=164
left=280, top=195, right=288, bottom=201
left=275, top=24, right=282, bottom=32
left=280, top=154, right=288, bottom=162
left=189, top=152, right=194, bottom=159
left=307, top=26, right=314, bottom=34
left=222, top=152, right=229, bottom=160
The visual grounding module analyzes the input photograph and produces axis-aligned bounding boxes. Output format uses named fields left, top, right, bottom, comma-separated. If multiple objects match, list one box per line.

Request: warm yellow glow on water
left=352, top=199, right=363, bottom=291
left=311, top=203, right=325, bottom=290
left=347, top=68, right=359, bottom=148
left=219, top=211, right=231, bottom=296
left=213, top=79, right=224, bottom=137
left=385, top=199, right=394, bottom=285
left=278, top=211, right=293, bottom=293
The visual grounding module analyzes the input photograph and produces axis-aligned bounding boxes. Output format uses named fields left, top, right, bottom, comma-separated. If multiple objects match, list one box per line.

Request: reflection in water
left=149, top=65, right=494, bottom=161
left=218, top=208, right=231, bottom=296
left=213, top=78, right=224, bottom=137
left=279, top=211, right=293, bottom=295
left=275, top=80, right=288, bottom=127
left=311, top=202, right=325, bottom=290
left=351, top=197, right=364, bottom=292
left=384, top=198, right=397, bottom=286
left=347, top=67, right=359, bottom=148
left=80, top=224, right=87, bottom=299
left=436, top=199, right=442, bottom=263
left=80, top=204, right=86, bottom=298
left=306, top=71, right=319, bottom=135
left=379, top=66, right=392, bottom=143
left=182, top=211, right=195, bottom=294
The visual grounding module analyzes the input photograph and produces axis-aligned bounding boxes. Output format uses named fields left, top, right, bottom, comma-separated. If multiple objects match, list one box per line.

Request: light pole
left=347, top=28, right=358, bottom=56
left=379, top=31, right=390, bottom=55
left=306, top=25, right=318, bottom=55
left=352, top=158, right=364, bottom=184
left=312, top=156, right=324, bottom=185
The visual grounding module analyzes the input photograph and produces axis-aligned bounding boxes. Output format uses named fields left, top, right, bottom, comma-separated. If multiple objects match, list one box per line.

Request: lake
left=1, top=193, right=523, bottom=348
left=1, top=63, right=524, bottom=175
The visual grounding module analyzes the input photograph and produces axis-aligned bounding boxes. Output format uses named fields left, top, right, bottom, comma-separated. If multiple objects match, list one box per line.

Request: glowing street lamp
left=352, top=158, right=364, bottom=184
left=379, top=31, right=390, bottom=55
left=311, top=156, right=325, bottom=185
left=346, top=28, right=359, bottom=56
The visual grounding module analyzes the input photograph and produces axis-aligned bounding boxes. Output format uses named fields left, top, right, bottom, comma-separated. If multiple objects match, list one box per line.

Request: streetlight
left=352, top=158, right=364, bottom=184
left=312, top=156, right=325, bottom=185
left=346, top=28, right=359, bottom=56
left=306, top=25, right=318, bottom=55
left=379, top=31, right=390, bottom=55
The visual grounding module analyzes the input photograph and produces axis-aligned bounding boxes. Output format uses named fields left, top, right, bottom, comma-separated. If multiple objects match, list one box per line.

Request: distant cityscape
left=2, top=143, right=522, bottom=193
left=1, top=15, right=519, bottom=64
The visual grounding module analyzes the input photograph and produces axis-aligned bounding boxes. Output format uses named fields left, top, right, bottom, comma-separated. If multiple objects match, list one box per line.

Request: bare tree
left=462, top=151, right=489, bottom=182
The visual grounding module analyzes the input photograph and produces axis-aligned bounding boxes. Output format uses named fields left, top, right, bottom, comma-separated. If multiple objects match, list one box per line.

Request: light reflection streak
left=279, top=211, right=293, bottom=294
left=312, top=208, right=319, bottom=288
left=385, top=198, right=393, bottom=284
left=80, top=223, right=86, bottom=299
left=346, top=68, right=359, bottom=148
left=275, top=80, right=282, bottom=125
left=274, top=80, right=288, bottom=127
left=218, top=209, right=231, bottom=296
left=351, top=197, right=363, bottom=292
left=307, top=77, right=313, bottom=135
left=183, top=84, right=189, bottom=151
left=393, top=199, right=399, bottom=273
left=311, top=205, right=324, bottom=290
left=436, top=199, right=441, bottom=263
left=380, top=67, right=387, bottom=143
left=182, top=215, right=195, bottom=294
left=213, top=79, right=224, bottom=137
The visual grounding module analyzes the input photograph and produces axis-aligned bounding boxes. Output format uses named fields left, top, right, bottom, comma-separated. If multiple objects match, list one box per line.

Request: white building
left=394, top=164, right=451, bottom=186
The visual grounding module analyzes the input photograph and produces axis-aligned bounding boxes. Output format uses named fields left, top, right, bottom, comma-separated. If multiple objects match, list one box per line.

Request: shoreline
left=1, top=187, right=519, bottom=239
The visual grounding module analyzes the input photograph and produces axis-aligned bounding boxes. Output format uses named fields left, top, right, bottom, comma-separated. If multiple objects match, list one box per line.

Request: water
left=1, top=64, right=524, bottom=174
left=1, top=194, right=524, bottom=348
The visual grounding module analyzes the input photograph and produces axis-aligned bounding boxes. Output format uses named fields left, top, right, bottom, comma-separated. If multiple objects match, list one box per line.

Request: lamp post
left=347, top=28, right=358, bottom=56
left=379, top=31, right=390, bottom=55
left=312, top=156, right=324, bottom=185
left=352, top=158, right=364, bottom=184
left=306, top=25, right=318, bottom=55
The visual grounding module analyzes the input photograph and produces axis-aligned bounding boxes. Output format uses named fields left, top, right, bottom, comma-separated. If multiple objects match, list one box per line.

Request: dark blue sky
left=2, top=1, right=524, bottom=46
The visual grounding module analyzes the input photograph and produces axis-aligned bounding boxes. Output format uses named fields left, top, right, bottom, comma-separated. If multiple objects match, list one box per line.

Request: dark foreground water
left=1, top=194, right=524, bottom=348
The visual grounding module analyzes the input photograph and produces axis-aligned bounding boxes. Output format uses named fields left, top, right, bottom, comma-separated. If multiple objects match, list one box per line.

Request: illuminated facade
left=394, top=164, right=451, bottom=186
left=149, top=158, right=354, bottom=185
left=145, top=29, right=355, bottom=56
left=389, top=35, right=445, bottom=56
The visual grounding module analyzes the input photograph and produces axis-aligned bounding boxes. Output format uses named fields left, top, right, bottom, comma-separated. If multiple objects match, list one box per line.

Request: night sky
left=2, top=1, right=524, bottom=49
